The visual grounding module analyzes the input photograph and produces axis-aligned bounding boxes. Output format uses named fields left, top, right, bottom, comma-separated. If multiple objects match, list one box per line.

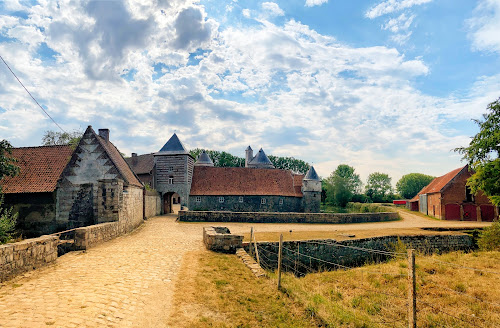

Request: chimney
left=132, top=153, right=138, bottom=165
left=132, top=153, right=137, bottom=157
left=98, top=129, right=109, bottom=142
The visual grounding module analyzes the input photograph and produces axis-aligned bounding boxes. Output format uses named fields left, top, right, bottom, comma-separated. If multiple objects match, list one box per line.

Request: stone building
left=408, top=165, right=498, bottom=221
left=1, top=126, right=146, bottom=237
left=128, top=133, right=321, bottom=213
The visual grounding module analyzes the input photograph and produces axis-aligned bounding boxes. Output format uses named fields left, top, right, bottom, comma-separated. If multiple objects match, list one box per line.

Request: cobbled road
left=0, top=215, right=202, bottom=328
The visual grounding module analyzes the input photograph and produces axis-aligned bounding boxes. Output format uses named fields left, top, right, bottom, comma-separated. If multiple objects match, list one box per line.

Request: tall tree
left=455, top=98, right=500, bottom=206
left=42, top=130, right=82, bottom=148
left=365, top=172, right=392, bottom=203
left=0, top=140, right=19, bottom=182
left=325, top=164, right=362, bottom=207
left=267, top=155, right=310, bottom=174
left=396, top=173, right=435, bottom=199
left=0, top=140, right=19, bottom=244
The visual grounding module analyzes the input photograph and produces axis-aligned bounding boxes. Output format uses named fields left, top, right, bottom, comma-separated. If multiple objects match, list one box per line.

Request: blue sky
left=0, top=0, right=499, bottom=186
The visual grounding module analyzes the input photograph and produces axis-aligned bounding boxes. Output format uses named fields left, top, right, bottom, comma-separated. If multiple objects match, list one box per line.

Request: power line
left=0, top=54, right=66, bottom=133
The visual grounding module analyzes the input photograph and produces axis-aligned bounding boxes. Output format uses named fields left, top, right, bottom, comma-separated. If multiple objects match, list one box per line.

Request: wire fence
left=247, top=228, right=500, bottom=328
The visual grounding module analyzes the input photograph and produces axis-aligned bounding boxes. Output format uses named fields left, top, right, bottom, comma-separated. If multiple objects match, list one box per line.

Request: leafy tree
left=325, top=164, right=362, bottom=207
left=455, top=98, right=500, bottom=206
left=365, top=172, right=393, bottom=203
left=42, top=130, right=82, bottom=148
left=0, top=140, right=19, bottom=244
left=396, top=173, right=435, bottom=199
left=268, top=155, right=310, bottom=174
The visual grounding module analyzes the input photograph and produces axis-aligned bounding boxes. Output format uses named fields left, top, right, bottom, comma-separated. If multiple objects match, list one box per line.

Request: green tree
left=365, top=172, right=393, bottom=203
left=42, top=130, right=82, bottom=148
left=325, top=164, right=362, bottom=207
left=455, top=98, right=500, bottom=206
left=0, top=139, right=19, bottom=244
left=268, top=155, right=310, bottom=174
left=396, top=173, right=435, bottom=199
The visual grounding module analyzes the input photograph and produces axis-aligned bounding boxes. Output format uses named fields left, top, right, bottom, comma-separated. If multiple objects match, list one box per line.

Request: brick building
left=408, top=165, right=498, bottom=221
left=1, top=126, right=146, bottom=237
left=127, top=134, right=321, bottom=213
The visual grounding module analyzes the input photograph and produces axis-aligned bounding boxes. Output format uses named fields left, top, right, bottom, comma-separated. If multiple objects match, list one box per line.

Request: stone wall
left=0, top=235, right=59, bottom=282
left=144, top=190, right=161, bottom=219
left=74, top=218, right=143, bottom=250
left=250, top=234, right=474, bottom=275
left=188, top=195, right=303, bottom=212
left=203, top=226, right=243, bottom=253
left=179, top=210, right=399, bottom=224
left=122, top=185, right=143, bottom=226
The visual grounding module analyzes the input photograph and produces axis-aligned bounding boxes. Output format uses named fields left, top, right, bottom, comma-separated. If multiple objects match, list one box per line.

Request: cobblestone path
left=0, top=215, right=202, bottom=328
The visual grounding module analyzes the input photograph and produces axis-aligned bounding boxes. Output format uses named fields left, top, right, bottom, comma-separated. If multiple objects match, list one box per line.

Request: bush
left=0, top=195, right=17, bottom=244
left=478, top=220, right=500, bottom=251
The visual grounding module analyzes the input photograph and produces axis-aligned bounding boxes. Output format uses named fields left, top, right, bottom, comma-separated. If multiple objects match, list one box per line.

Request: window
left=261, top=198, right=266, bottom=205
left=279, top=199, right=283, bottom=205
left=168, top=166, right=174, bottom=171
left=168, top=176, right=174, bottom=184
left=239, top=196, right=244, bottom=203
left=219, top=196, right=225, bottom=203
left=196, top=196, right=201, bottom=203
left=465, top=186, right=474, bottom=202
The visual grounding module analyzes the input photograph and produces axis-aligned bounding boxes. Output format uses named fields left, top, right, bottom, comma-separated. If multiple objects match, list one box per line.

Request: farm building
left=408, top=165, right=498, bottom=221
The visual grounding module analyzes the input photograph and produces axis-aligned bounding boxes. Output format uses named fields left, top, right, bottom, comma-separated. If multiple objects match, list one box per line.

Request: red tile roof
left=0, top=145, right=73, bottom=194
left=409, top=166, right=466, bottom=202
left=190, top=166, right=304, bottom=197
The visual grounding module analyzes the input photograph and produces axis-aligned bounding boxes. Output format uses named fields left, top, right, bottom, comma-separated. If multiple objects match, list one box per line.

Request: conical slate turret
left=157, top=133, right=188, bottom=155
left=248, top=148, right=274, bottom=169
left=304, top=166, right=320, bottom=180
left=195, top=150, right=214, bottom=167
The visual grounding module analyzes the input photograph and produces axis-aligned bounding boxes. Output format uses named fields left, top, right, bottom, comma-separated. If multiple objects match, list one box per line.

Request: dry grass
left=280, top=251, right=500, bottom=327
left=168, top=250, right=319, bottom=327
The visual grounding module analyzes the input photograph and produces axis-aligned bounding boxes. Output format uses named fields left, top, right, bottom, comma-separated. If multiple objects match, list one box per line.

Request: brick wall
left=179, top=210, right=399, bottom=223
left=0, top=235, right=59, bottom=282
left=203, top=226, right=243, bottom=253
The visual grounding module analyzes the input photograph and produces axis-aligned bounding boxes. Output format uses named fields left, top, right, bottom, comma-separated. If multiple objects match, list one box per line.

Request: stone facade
left=179, top=210, right=399, bottom=223
left=144, top=190, right=161, bottom=219
left=203, top=226, right=243, bottom=253
left=73, top=218, right=143, bottom=250
left=154, top=154, right=195, bottom=209
left=188, top=195, right=302, bottom=212
left=0, top=235, right=59, bottom=282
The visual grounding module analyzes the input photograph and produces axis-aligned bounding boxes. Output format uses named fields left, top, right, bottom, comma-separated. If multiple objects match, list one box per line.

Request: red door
left=445, top=204, right=460, bottom=220
left=480, top=205, right=495, bottom=222
left=462, top=204, right=477, bottom=221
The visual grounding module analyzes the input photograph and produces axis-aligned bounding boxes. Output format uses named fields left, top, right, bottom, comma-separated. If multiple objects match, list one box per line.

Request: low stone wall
left=250, top=234, right=474, bottom=275
left=180, top=210, right=398, bottom=224
left=0, top=235, right=59, bottom=283
left=74, top=218, right=143, bottom=250
left=203, top=226, right=243, bottom=254
left=144, top=190, right=161, bottom=219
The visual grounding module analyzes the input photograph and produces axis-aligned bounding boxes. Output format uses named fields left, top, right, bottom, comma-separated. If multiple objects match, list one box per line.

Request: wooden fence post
left=408, top=249, right=416, bottom=328
left=249, top=227, right=254, bottom=257
left=278, top=234, right=283, bottom=290
left=253, top=232, right=260, bottom=265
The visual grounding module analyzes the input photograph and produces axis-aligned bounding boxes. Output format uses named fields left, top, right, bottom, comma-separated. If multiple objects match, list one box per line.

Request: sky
left=0, top=0, right=499, bottom=187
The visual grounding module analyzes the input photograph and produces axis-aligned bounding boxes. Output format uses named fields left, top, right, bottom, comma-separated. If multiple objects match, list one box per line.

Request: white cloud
left=261, top=2, right=284, bottom=17
left=242, top=8, right=251, bottom=18
left=467, top=0, right=500, bottom=53
left=305, top=0, right=328, bottom=7
left=382, top=13, right=415, bottom=32
left=366, top=0, right=432, bottom=19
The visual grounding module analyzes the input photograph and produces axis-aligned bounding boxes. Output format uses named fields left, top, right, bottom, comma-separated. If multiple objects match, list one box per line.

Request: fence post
left=278, top=233, right=283, bottom=290
left=249, top=227, right=254, bottom=257
left=253, top=232, right=260, bottom=265
left=408, top=249, right=416, bottom=328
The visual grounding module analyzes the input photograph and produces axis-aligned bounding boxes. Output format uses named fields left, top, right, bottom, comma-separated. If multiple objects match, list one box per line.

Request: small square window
left=168, top=166, right=174, bottom=171
left=168, top=177, right=174, bottom=184
left=219, top=196, right=225, bottom=203
left=279, top=199, right=283, bottom=205
left=239, top=196, right=244, bottom=203
left=196, top=196, right=201, bottom=203
left=261, top=198, right=266, bottom=205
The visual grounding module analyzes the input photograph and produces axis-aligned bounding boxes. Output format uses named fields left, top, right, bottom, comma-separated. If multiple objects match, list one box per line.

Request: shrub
left=478, top=220, right=500, bottom=251
left=0, top=195, right=17, bottom=244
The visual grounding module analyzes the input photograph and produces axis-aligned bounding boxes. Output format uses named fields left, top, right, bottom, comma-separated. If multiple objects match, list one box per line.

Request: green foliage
left=267, top=155, right=310, bottom=174
left=477, top=220, right=500, bottom=251
left=396, top=173, right=435, bottom=199
left=347, top=202, right=394, bottom=213
left=455, top=98, right=500, bottom=206
left=365, top=172, right=393, bottom=203
left=0, top=139, right=19, bottom=181
left=324, top=164, right=362, bottom=207
left=42, top=130, right=82, bottom=148
left=0, top=194, right=17, bottom=244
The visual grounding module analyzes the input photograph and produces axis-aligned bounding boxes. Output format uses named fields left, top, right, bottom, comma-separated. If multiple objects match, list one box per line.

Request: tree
left=0, top=139, right=19, bottom=181
left=396, top=173, right=435, bottom=199
left=365, top=172, right=393, bottom=203
left=455, top=98, right=500, bottom=206
left=325, top=164, right=362, bottom=207
left=0, top=139, right=19, bottom=244
left=268, top=155, right=310, bottom=174
left=42, top=130, right=82, bottom=148
left=0, top=195, right=17, bottom=244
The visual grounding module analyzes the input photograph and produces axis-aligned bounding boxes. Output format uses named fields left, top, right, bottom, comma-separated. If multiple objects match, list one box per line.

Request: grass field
left=170, top=250, right=500, bottom=327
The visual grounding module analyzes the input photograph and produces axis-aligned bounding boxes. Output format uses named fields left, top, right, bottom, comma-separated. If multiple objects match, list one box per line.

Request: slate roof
left=409, top=166, right=466, bottom=202
left=304, top=166, right=320, bottom=180
left=195, top=151, right=214, bottom=166
left=190, top=166, right=304, bottom=197
left=125, top=153, right=154, bottom=175
left=248, top=148, right=273, bottom=166
left=0, top=145, right=73, bottom=194
left=157, top=133, right=189, bottom=154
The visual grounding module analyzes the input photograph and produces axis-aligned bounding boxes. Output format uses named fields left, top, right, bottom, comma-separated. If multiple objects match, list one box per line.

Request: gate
left=480, top=205, right=495, bottom=222
left=445, top=204, right=460, bottom=220
left=462, top=204, right=477, bottom=221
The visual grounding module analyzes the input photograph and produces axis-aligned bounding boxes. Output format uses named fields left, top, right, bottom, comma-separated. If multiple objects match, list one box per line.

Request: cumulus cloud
left=366, top=0, right=432, bottom=19
left=172, top=6, right=216, bottom=51
left=261, top=2, right=284, bottom=17
left=305, top=0, right=329, bottom=7
left=467, top=0, right=500, bottom=53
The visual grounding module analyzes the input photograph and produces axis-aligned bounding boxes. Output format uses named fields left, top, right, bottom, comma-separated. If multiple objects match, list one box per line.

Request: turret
left=302, top=166, right=321, bottom=213
left=195, top=150, right=214, bottom=167
left=247, top=148, right=274, bottom=169
left=245, top=146, right=253, bottom=167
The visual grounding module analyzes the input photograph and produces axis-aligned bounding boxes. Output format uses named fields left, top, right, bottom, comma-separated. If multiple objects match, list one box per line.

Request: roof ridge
left=13, top=144, right=72, bottom=149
